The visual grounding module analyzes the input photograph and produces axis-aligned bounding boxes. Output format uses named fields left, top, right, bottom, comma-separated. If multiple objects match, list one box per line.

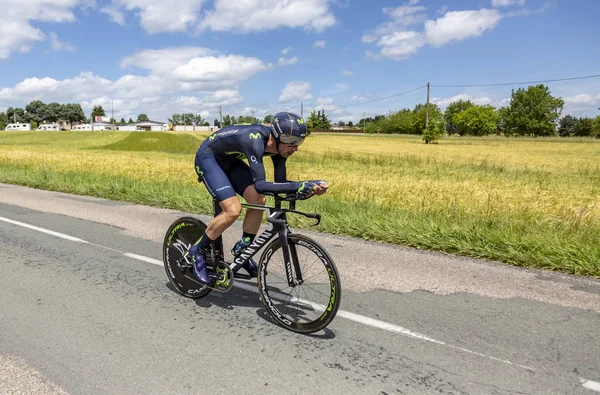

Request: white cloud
left=491, top=0, right=525, bottom=7
left=0, top=0, right=79, bottom=59
left=101, top=5, right=126, bottom=26
left=342, top=69, right=353, bottom=76
left=200, top=0, right=335, bottom=33
left=563, top=93, right=600, bottom=117
left=377, top=31, right=426, bottom=59
left=425, top=9, right=502, bottom=47
left=313, top=40, right=326, bottom=48
left=113, top=0, right=205, bottom=34
left=279, top=81, right=312, bottom=103
left=121, top=47, right=270, bottom=91
left=363, top=3, right=503, bottom=60
left=281, top=47, right=292, bottom=55
left=306, top=97, right=354, bottom=122
left=362, top=1, right=426, bottom=44
left=0, top=45, right=279, bottom=122
left=49, top=32, right=76, bottom=52
left=277, top=57, right=298, bottom=66
left=432, top=93, right=493, bottom=110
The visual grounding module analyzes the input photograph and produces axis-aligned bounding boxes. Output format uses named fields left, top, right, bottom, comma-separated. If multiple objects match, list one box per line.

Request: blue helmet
left=271, top=112, right=307, bottom=147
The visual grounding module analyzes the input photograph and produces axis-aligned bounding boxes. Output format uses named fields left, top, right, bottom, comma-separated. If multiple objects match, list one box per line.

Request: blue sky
left=1, top=0, right=599, bottom=123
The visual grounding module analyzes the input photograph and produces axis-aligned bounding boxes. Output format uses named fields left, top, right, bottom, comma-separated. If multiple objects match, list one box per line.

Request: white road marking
left=582, top=379, right=600, bottom=393
left=0, top=216, right=88, bottom=243
left=123, top=253, right=162, bottom=266
left=0, top=214, right=554, bottom=374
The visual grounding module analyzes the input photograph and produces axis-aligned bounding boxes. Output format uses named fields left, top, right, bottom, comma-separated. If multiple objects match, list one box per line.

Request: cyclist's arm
left=245, top=144, right=300, bottom=194
left=271, top=154, right=288, bottom=183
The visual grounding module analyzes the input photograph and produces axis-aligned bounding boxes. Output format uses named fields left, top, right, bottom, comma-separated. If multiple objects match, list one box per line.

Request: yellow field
left=0, top=131, right=598, bottom=275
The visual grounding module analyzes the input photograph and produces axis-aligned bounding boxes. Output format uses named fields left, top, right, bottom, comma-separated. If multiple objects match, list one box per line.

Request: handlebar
left=262, top=192, right=322, bottom=226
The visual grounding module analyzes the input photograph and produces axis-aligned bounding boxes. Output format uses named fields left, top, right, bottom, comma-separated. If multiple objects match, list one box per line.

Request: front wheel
left=163, top=217, right=212, bottom=299
left=258, top=234, right=341, bottom=334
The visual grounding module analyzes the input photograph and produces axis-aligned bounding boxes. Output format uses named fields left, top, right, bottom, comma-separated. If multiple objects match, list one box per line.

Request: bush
left=422, top=121, right=444, bottom=143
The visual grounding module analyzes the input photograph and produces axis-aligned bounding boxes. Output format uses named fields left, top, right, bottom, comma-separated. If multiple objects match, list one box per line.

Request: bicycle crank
left=209, top=262, right=234, bottom=293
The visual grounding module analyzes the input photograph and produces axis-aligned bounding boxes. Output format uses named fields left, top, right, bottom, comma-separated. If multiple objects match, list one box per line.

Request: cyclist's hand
left=296, top=181, right=317, bottom=199
left=310, top=180, right=328, bottom=195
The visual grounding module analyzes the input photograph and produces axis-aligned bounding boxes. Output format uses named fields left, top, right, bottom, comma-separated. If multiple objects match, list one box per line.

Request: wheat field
left=0, top=131, right=598, bottom=276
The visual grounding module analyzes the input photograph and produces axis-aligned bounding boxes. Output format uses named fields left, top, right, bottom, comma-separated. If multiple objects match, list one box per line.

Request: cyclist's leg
left=225, top=159, right=265, bottom=236
left=195, top=153, right=242, bottom=240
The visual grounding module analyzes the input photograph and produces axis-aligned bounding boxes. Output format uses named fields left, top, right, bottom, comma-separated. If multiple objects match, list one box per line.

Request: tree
left=444, top=99, right=473, bottom=134
left=348, top=121, right=353, bottom=127
left=41, top=102, right=62, bottom=123
left=503, top=84, right=564, bottom=137
left=306, top=109, right=331, bottom=132
left=61, top=103, right=85, bottom=126
left=25, top=100, right=46, bottom=125
left=193, top=114, right=206, bottom=126
left=557, top=115, right=577, bottom=137
left=119, top=118, right=126, bottom=125
left=128, top=118, right=134, bottom=124
left=422, top=120, right=444, bottom=144
left=411, top=103, right=443, bottom=135
left=214, top=119, right=220, bottom=127
left=7, top=107, right=26, bottom=123
left=0, top=112, right=6, bottom=130
left=137, top=114, right=149, bottom=122
left=572, top=117, right=594, bottom=137
left=454, top=105, right=499, bottom=136
left=593, top=115, right=600, bottom=138
left=91, top=105, right=106, bottom=120
left=338, top=120, right=345, bottom=127
left=263, top=114, right=272, bottom=124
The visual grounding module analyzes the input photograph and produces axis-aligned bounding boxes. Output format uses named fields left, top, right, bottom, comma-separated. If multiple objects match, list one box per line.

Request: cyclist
left=188, top=112, right=328, bottom=284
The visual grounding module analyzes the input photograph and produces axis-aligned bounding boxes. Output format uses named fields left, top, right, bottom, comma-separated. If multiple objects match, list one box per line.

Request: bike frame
left=210, top=197, right=314, bottom=287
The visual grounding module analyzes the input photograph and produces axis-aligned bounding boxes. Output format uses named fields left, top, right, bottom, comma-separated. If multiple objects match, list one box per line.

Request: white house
left=5, top=123, right=32, bottom=131
left=118, top=120, right=169, bottom=132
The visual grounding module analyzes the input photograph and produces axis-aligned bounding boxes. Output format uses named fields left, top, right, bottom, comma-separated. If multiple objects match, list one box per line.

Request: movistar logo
left=209, top=135, right=215, bottom=141
left=297, top=118, right=304, bottom=125
left=249, top=133, right=261, bottom=140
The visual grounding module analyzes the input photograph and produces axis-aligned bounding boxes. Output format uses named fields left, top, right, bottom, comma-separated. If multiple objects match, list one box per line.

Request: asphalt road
left=1, top=183, right=599, bottom=395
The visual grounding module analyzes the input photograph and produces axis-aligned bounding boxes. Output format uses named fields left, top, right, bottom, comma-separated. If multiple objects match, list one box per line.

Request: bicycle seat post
left=213, top=197, right=222, bottom=217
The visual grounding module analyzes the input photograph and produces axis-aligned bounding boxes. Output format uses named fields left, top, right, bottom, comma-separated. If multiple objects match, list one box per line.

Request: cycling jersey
left=194, top=124, right=301, bottom=201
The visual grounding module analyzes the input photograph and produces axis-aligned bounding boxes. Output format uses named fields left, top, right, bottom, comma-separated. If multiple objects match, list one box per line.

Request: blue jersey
left=197, top=124, right=300, bottom=194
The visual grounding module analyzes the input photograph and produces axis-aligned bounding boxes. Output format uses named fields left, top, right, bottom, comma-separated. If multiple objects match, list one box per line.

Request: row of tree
left=0, top=103, right=154, bottom=130
left=356, top=85, right=600, bottom=139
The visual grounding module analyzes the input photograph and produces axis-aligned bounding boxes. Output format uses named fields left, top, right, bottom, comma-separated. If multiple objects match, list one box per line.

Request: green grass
left=0, top=131, right=598, bottom=277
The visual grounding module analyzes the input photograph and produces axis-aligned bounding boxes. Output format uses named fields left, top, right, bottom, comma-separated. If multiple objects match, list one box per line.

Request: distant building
left=118, top=120, right=169, bottom=132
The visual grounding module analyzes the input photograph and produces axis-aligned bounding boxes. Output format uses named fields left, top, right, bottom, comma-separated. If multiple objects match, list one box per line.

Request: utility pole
left=111, top=101, right=114, bottom=129
left=251, top=109, right=254, bottom=122
left=218, top=105, right=223, bottom=128
left=301, top=102, right=304, bottom=119
left=363, top=112, right=366, bottom=133
left=425, top=82, right=430, bottom=130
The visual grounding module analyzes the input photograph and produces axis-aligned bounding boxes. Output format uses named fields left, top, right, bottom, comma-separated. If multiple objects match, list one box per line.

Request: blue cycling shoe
left=243, top=259, right=258, bottom=278
left=188, top=245, right=210, bottom=284
left=232, top=238, right=258, bottom=278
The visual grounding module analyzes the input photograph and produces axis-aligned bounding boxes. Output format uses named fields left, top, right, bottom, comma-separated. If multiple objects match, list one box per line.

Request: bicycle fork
left=279, top=222, right=304, bottom=287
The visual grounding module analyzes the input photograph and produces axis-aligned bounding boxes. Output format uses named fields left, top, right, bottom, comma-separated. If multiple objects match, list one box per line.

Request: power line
left=431, top=73, right=600, bottom=88
left=336, top=85, right=426, bottom=108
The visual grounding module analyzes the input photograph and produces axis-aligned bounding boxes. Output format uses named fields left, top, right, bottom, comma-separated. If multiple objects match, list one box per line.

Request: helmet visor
left=280, top=134, right=306, bottom=147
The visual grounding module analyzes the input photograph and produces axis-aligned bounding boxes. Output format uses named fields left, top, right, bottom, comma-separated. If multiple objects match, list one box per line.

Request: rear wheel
left=258, top=234, right=341, bottom=334
left=163, top=217, right=212, bottom=299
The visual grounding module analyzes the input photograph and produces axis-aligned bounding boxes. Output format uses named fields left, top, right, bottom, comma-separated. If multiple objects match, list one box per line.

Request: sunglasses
left=280, top=135, right=305, bottom=147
